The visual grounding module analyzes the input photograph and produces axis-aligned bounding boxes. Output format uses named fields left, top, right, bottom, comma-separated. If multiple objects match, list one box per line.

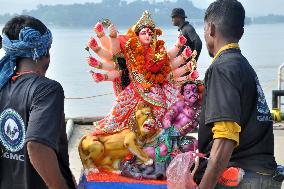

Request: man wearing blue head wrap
left=0, top=35, right=4, bottom=58
left=0, top=15, right=76, bottom=189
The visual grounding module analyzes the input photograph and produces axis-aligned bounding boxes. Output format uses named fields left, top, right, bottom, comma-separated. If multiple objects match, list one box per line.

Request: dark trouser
left=215, top=171, right=282, bottom=189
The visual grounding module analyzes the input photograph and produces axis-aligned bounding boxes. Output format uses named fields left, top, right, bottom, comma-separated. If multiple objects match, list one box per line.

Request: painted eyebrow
left=140, top=30, right=153, bottom=33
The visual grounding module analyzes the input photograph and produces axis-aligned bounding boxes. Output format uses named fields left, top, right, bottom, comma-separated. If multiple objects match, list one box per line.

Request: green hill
left=0, top=0, right=204, bottom=28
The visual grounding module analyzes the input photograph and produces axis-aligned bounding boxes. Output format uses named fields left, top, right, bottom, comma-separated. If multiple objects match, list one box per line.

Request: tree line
left=0, top=0, right=204, bottom=28
left=1, top=0, right=283, bottom=28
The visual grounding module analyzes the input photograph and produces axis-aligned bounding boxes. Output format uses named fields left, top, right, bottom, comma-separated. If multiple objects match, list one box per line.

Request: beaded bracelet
left=109, top=33, right=117, bottom=38
left=93, top=46, right=101, bottom=53
left=97, top=62, right=103, bottom=69
left=97, top=32, right=105, bottom=38
left=181, top=53, right=188, bottom=62
left=174, top=43, right=182, bottom=49
left=169, top=72, right=174, bottom=81
left=184, top=63, right=191, bottom=73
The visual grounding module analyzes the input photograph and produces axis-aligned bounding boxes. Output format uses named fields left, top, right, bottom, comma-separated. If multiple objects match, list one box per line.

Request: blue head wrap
left=0, top=27, right=52, bottom=90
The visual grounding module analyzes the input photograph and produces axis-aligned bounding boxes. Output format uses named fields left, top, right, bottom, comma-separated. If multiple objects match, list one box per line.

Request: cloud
left=191, top=0, right=284, bottom=17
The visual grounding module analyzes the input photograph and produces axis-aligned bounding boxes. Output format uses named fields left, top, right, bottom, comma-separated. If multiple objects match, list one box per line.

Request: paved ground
left=68, top=125, right=91, bottom=183
left=68, top=124, right=284, bottom=188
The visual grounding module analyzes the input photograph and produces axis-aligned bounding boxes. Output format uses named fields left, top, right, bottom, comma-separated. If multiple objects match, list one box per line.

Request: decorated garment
left=92, top=34, right=179, bottom=135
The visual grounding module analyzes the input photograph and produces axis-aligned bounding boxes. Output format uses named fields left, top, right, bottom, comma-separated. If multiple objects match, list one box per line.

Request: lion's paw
left=144, top=158, right=153, bottom=166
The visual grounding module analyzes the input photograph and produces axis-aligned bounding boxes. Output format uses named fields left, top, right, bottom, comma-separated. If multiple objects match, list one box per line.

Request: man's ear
left=209, top=22, right=216, bottom=38
left=239, top=27, right=244, bottom=39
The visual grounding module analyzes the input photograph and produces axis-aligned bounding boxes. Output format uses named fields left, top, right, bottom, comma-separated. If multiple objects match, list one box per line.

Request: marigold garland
left=125, top=29, right=171, bottom=87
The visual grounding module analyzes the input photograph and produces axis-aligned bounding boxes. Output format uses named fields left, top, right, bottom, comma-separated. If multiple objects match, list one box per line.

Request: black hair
left=180, top=81, right=197, bottom=95
left=2, top=15, right=47, bottom=40
left=117, top=57, right=130, bottom=90
left=135, top=25, right=154, bottom=36
left=204, top=0, right=245, bottom=40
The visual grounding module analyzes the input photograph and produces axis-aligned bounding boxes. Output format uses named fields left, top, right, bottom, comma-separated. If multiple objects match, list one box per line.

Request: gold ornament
left=134, top=10, right=156, bottom=33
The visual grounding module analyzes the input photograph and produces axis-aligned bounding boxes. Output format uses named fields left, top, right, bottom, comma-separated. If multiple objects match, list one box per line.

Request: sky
left=0, top=0, right=283, bottom=17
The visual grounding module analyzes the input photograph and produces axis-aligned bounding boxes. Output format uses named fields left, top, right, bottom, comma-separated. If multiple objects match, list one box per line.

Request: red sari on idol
left=93, top=35, right=179, bottom=135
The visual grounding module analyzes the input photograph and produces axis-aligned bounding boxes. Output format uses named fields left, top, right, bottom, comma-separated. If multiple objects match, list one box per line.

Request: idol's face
left=138, top=27, right=153, bottom=45
left=183, top=84, right=198, bottom=105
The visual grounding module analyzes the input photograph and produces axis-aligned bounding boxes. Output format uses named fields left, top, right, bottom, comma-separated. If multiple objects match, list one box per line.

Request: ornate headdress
left=134, top=10, right=156, bottom=33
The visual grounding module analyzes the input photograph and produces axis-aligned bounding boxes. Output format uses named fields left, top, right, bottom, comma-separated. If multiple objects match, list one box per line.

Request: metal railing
left=278, top=62, right=284, bottom=112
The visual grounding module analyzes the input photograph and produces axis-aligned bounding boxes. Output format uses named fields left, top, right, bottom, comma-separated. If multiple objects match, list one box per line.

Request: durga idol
left=79, top=10, right=199, bottom=174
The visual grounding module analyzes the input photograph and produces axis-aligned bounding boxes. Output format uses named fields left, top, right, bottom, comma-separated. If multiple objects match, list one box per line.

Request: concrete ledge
left=65, top=117, right=104, bottom=125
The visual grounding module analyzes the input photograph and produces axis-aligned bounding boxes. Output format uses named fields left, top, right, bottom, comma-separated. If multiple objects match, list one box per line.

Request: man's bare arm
left=27, top=141, right=68, bottom=189
left=198, top=138, right=235, bottom=189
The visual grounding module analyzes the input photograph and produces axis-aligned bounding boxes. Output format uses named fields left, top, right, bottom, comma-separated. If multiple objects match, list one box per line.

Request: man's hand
left=198, top=138, right=235, bottom=189
left=27, top=141, right=69, bottom=189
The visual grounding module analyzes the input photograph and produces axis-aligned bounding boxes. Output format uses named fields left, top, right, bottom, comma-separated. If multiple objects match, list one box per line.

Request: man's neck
left=17, top=59, right=45, bottom=76
left=178, top=20, right=186, bottom=28
left=212, top=38, right=239, bottom=57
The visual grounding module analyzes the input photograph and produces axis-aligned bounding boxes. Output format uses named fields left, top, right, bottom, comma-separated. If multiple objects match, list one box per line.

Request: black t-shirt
left=0, top=74, right=75, bottom=189
left=194, top=49, right=277, bottom=183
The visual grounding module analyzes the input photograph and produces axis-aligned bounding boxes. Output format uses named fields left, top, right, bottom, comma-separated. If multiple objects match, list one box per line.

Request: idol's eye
left=139, top=31, right=153, bottom=36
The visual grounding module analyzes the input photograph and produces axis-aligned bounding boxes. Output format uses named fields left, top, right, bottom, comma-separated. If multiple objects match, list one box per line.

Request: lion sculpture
left=78, top=103, right=160, bottom=174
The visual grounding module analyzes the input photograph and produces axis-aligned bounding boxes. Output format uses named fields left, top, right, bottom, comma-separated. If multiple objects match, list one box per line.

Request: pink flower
left=88, top=37, right=98, bottom=49
left=94, top=22, right=104, bottom=33
left=184, top=47, right=192, bottom=58
left=179, top=35, right=187, bottom=45
left=92, top=73, right=105, bottom=82
left=86, top=56, right=99, bottom=67
left=159, top=143, right=168, bottom=156
left=144, top=147, right=155, bottom=159
left=190, top=70, right=199, bottom=80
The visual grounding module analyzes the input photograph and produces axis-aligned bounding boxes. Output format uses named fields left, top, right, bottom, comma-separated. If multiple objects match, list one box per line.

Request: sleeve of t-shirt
left=205, top=64, right=241, bottom=125
left=25, top=80, right=64, bottom=152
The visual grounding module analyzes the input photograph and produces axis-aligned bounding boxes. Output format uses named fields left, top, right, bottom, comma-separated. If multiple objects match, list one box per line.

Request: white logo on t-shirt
left=255, top=77, right=272, bottom=122
left=0, top=109, right=25, bottom=152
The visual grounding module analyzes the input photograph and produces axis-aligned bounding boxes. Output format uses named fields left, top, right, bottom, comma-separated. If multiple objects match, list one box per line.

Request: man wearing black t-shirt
left=0, top=16, right=76, bottom=189
left=195, top=0, right=281, bottom=189
left=171, top=8, right=202, bottom=61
